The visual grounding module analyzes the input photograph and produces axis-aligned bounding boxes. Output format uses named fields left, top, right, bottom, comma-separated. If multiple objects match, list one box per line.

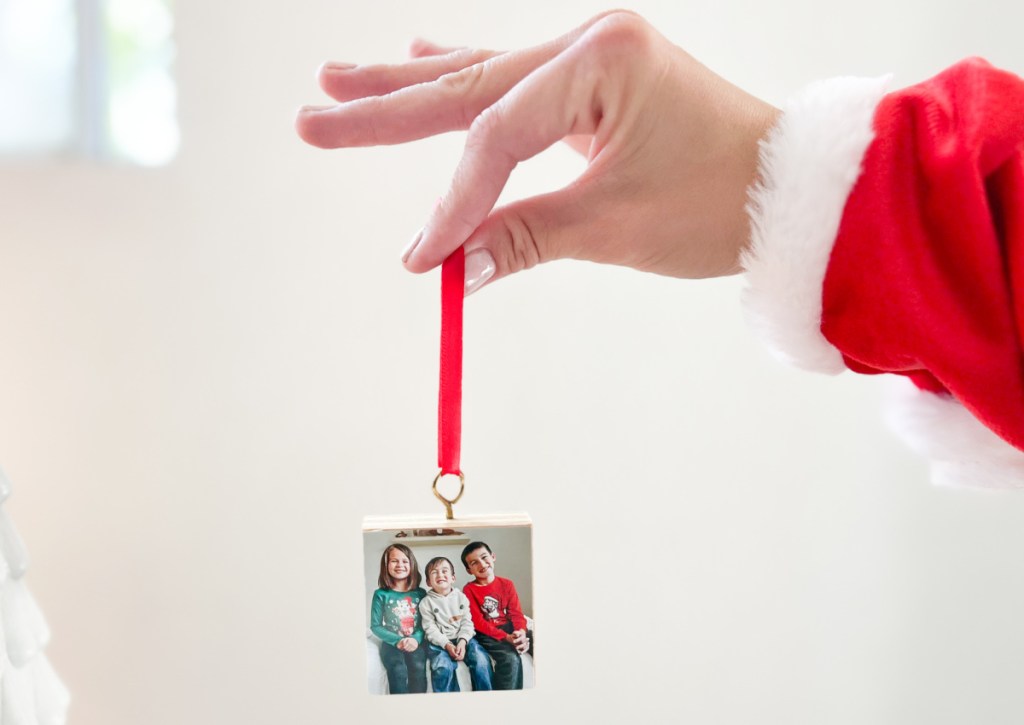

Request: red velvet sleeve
left=822, top=58, right=1024, bottom=452
left=743, top=59, right=1024, bottom=485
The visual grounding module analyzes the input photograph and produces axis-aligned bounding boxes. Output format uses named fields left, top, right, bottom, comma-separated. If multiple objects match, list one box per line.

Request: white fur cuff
left=741, top=75, right=892, bottom=374
left=885, top=381, right=1024, bottom=489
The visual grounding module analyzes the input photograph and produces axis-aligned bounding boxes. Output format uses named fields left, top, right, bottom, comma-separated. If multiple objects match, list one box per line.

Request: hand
left=398, top=637, right=418, bottom=652
left=511, top=629, right=529, bottom=653
left=296, top=11, right=779, bottom=291
left=455, top=640, right=467, bottom=661
left=445, top=642, right=459, bottom=659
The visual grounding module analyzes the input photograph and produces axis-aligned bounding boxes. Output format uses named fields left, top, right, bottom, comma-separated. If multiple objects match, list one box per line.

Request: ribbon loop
left=438, top=246, right=464, bottom=476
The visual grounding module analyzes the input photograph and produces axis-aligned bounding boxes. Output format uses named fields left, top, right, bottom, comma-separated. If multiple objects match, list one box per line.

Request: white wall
left=1, top=1, right=1023, bottom=723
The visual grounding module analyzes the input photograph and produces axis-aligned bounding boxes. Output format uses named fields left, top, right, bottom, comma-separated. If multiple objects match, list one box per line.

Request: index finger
left=404, top=30, right=606, bottom=273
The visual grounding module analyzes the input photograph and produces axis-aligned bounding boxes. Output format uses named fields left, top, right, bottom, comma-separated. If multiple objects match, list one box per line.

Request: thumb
left=460, top=183, right=602, bottom=295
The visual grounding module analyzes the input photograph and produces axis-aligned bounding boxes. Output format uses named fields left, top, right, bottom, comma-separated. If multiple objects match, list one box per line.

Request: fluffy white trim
left=885, top=381, right=1024, bottom=490
left=742, top=75, right=892, bottom=374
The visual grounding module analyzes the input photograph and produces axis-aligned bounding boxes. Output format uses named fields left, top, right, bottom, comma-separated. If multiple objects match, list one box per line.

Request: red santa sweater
left=743, top=58, right=1024, bottom=488
left=463, top=577, right=527, bottom=641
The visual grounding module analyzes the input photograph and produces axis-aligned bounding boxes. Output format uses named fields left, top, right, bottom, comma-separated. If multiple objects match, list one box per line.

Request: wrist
left=718, top=96, right=783, bottom=278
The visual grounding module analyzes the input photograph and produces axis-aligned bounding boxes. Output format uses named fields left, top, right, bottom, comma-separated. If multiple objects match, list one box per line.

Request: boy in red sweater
left=460, top=541, right=533, bottom=690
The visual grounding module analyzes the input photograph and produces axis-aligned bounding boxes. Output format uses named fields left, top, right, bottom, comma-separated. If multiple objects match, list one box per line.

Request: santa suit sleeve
left=742, top=58, right=1024, bottom=489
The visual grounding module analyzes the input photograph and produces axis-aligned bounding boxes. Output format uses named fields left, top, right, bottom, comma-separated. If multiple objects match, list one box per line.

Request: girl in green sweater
left=370, top=543, right=428, bottom=694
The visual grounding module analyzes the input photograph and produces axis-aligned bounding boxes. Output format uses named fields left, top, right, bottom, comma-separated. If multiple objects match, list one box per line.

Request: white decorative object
left=0, top=466, right=69, bottom=725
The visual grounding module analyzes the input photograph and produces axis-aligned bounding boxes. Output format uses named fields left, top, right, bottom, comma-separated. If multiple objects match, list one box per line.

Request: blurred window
left=0, top=0, right=177, bottom=165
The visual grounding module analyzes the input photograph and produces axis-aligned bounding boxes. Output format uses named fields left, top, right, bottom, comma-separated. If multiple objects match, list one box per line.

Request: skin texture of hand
left=296, top=10, right=780, bottom=292
left=454, top=640, right=466, bottom=660
left=511, top=629, right=528, bottom=653
left=398, top=637, right=418, bottom=652
left=445, top=642, right=459, bottom=659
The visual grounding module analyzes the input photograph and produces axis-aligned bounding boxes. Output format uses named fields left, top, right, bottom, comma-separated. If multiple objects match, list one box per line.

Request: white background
left=2, top=1, right=1024, bottom=723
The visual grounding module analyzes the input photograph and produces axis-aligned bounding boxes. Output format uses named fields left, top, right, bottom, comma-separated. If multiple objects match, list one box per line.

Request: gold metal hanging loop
left=432, top=470, right=465, bottom=520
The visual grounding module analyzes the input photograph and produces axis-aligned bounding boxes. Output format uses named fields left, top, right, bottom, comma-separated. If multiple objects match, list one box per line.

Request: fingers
left=298, top=48, right=552, bottom=148
left=317, top=48, right=500, bottom=104
left=295, top=10, right=647, bottom=284
left=296, top=10, right=630, bottom=148
left=453, top=182, right=614, bottom=296
left=403, top=32, right=608, bottom=274
left=408, top=38, right=465, bottom=58
left=405, top=40, right=591, bottom=159
left=563, top=134, right=592, bottom=157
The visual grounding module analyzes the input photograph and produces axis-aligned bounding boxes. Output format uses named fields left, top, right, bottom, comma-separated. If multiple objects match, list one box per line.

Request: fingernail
left=464, top=249, right=495, bottom=295
left=322, top=61, right=357, bottom=72
left=409, top=38, right=433, bottom=54
left=402, top=229, right=424, bottom=264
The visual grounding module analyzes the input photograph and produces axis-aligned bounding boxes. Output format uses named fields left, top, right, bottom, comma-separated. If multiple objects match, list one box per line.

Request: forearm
left=370, top=624, right=402, bottom=647
left=457, top=619, right=475, bottom=643
left=369, top=594, right=402, bottom=646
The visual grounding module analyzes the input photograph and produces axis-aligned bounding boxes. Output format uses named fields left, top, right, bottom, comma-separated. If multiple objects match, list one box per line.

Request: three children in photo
left=370, top=540, right=533, bottom=693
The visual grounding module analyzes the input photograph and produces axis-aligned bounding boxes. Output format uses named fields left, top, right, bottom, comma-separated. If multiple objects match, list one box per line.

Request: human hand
left=455, top=640, right=467, bottom=660
left=445, top=642, right=459, bottom=659
left=296, top=11, right=779, bottom=291
left=398, top=637, right=418, bottom=652
left=511, top=629, right=528, bottom=653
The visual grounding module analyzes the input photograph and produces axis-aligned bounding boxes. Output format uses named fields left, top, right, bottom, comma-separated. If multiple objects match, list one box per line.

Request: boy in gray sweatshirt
left=419, top=556, right=494, bottom=692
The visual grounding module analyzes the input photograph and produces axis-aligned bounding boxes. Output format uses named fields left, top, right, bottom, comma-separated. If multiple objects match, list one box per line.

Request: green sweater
left=370, top=588, right=426, bottom=646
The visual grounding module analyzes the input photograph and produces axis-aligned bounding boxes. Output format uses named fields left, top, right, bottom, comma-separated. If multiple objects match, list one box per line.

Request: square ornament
left=362, top=513, right=534, bottom=694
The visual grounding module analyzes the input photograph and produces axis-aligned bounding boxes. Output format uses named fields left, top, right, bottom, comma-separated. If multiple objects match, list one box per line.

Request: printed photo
left=362, top=514, right=534, bottom=694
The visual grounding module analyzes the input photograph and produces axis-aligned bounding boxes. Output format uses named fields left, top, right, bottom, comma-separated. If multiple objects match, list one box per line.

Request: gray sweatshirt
left=418, top=587, right=476, bottom=648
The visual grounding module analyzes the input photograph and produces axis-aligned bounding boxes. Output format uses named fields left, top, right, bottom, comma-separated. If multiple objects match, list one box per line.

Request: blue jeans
left=476, top=623, right=531, bottom=690
left=379, top=642, right=428, bottom=694
left=426, top=639, right=494, bottom=692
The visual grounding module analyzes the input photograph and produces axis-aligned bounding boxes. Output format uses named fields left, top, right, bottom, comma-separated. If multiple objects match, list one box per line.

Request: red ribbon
left=438, top=246, right=464, bottom=475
